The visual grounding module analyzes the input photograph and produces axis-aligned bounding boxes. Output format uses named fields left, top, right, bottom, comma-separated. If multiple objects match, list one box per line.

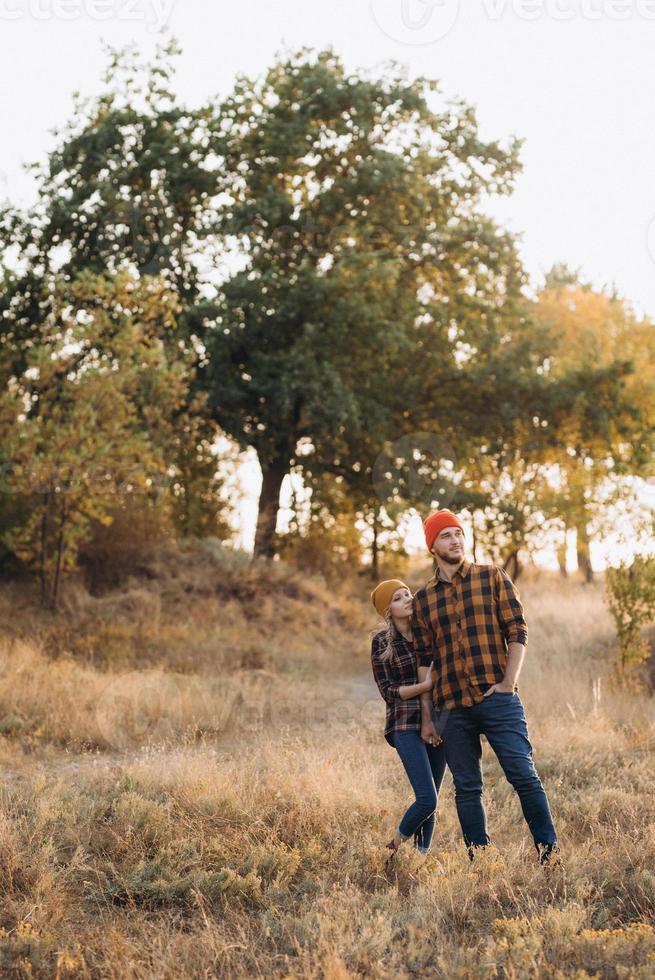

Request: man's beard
left=436, top=549, right=463, bottom=566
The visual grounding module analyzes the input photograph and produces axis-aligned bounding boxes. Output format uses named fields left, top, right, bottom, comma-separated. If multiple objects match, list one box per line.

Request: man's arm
left=494, top=566, right=528, bottom=647
left=484, top=568, right=528, bottom=696
left=484, top=641, right=525, bottom=695
left=503, top=642, right=526, bottom=687
left=417, top=665, right=441, bottom=744
left=411, top=592, right=434, bottom=668
left=417, top=665, right=434, bottom=715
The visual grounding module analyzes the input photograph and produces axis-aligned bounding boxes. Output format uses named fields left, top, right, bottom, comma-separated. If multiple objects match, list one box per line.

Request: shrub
left=605, top=555, right=655, bottom=676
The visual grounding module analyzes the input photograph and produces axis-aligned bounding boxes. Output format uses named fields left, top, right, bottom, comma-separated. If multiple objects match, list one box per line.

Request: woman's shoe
left=384, top=838, right=400, bottom=870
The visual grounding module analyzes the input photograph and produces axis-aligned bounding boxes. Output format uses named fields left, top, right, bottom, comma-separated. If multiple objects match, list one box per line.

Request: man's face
left=431, top=526, right=465, bottom=565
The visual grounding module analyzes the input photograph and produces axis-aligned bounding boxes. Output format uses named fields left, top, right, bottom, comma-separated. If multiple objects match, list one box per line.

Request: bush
left=605, top=555, right=655, bottom=676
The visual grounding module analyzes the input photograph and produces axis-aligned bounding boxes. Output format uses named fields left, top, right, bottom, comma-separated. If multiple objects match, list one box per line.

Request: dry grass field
left=1, top=540, right=654, bottom=978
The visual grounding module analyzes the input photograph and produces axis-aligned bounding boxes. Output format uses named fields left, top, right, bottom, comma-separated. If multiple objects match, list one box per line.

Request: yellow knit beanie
left=370, top=579, right=411, bottom=618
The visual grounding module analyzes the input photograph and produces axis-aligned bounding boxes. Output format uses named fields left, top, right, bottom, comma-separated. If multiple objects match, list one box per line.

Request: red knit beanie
left=424, top=509, right=465, bottom=552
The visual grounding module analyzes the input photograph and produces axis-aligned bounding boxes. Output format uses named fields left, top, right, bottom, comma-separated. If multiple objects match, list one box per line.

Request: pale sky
left=3, top=0, right=655, bottom=314
left=2, top=0, right=654, bottom=563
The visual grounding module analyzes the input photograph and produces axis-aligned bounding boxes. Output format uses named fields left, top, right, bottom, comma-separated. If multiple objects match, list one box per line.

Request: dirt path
left=0, top=671, right=380, bottom=788
left=0, top=749, right=151, bottom=785
left=334, top=671, right=378, bottom=705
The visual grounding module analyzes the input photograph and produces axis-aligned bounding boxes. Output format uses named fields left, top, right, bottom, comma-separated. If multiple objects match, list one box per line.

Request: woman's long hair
left=375, top=608, right=399, bottom=665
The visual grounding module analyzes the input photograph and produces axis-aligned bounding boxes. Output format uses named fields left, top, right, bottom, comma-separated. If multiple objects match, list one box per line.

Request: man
left=412, top=508, right=559, bottom=864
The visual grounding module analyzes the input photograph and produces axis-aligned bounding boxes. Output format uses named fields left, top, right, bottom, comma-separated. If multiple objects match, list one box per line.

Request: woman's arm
left=397, top=664, right=434, bottom=700
left=371, top=635, right=434, bottom=703
left=371, top=635, right=401, bottom=704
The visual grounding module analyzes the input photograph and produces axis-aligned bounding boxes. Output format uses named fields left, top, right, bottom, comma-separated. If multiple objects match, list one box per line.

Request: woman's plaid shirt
left=411, top=559, right=528, bottom=711
left=370, top=628, right=422, bottom=746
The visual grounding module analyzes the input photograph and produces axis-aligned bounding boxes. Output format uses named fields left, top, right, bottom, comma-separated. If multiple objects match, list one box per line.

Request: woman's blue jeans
left=392, top=731, right=447, bottom=853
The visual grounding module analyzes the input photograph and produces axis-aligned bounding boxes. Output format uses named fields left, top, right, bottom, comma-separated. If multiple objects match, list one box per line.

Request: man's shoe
left=536, top=842, right=561, bottom=867
left=467, top=843, right=489, bottom=862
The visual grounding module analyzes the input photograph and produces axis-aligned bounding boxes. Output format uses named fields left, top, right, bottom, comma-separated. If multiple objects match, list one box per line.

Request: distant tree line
left=1, top=41, right=654, bottom=607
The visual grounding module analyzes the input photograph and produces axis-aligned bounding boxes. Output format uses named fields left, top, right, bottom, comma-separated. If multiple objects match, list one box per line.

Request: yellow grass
left=0, top=545, right=654, bottom=978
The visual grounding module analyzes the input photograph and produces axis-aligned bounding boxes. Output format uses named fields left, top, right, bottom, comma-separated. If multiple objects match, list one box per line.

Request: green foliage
left=199, top=46, right=524, bottom=555
left=277, top=474, right=366, bottom=581
left=77, top=493, right=173, bottom=594
left=0, top=42, right=234, bottom=598
left=167, top=398, right=234, bottom=540
left=0, top=271, right=191, bottom=609
left=2, top=41, right=654, bottom=580
left=0, top=39, right=214, bottom=372
left=533, top=274, right=655, bottom=579
left=605, top=555, right=655, bottom=674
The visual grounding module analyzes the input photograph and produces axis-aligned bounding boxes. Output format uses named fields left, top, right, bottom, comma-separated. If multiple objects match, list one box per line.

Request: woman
left=370, top=578, right=446, bottom=856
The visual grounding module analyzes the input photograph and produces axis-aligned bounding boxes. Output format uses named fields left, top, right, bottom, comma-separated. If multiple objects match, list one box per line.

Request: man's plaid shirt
left=370, top=628, right=422, bottom=746
left=411, top=559, right=528, bottom=711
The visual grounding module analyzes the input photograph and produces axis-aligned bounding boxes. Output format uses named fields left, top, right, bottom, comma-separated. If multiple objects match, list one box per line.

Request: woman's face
left=389, top=587, right=413, bottom=619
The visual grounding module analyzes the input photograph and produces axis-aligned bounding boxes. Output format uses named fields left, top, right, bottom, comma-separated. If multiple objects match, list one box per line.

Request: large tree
left=199, top=47, right=524, bottom=556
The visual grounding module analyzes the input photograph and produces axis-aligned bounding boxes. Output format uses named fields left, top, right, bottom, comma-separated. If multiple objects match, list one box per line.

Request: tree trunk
left=371, top=509, right=380, bottom=580
left=39, top=490, right=51, bottom=607
left=503, top=549, right=522, bottom=581
left=556, top=530, right=568, bottom=578
left=253, top=457, right=288, bottom=558
left=575, top=521, right=593, bottom=583
left=181, top=458, right=191, bottom=535
left=52, top=505, right=68, bottom=612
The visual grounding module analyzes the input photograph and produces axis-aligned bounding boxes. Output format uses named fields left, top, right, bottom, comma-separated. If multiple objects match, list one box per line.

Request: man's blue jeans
left=393, top=731, right=447, bottom=852
left=439, top=692, right=557, bottom=849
